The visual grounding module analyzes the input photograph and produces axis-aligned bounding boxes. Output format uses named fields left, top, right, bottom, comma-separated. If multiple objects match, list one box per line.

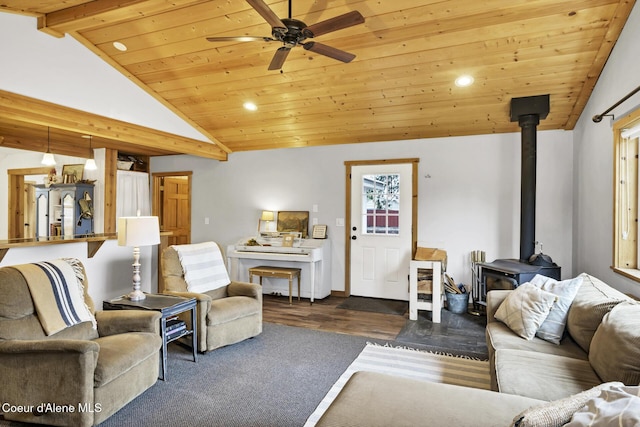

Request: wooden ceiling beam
left=0, top=90, right=227, bottom=160
left=40, top=0, right=205, bottom=34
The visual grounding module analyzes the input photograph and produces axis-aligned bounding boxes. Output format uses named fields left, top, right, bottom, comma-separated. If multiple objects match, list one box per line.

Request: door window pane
left=361, top=173, right=400, bottom=235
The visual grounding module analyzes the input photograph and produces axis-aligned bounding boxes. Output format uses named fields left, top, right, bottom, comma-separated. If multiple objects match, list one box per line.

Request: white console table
left=409, top=260, right=443, bottom=323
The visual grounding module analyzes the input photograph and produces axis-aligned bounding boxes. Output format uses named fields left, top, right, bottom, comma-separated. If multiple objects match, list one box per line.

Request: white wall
left=152, top=129, right=574, bottom=292
left=572, top=3, right=640, bottom=297
left=0, top=240, right=157, bottom=309
left=0, top=13, right=208, bottom=141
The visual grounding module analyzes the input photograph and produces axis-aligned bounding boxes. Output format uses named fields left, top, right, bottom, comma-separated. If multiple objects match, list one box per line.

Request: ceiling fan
left=206, top=0, right=365, bottom=70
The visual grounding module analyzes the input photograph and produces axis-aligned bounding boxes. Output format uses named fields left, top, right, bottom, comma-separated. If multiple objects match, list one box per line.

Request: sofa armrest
left=0, top=338, right=99, bottom=355
left=228, top=281, right=263, bottom=300
left=0, top=339, right=99, bottom=426
left=96, top=310, right=161, bottom=336
left=486, top=290, right=512, bottom=323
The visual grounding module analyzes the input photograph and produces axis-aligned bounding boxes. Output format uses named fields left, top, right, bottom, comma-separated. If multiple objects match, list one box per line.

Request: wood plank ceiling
left=0, top=0, right=636, bottom=158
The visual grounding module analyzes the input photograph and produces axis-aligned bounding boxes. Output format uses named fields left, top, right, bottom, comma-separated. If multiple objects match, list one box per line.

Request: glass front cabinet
left=35, top=183, right=94, bottom=239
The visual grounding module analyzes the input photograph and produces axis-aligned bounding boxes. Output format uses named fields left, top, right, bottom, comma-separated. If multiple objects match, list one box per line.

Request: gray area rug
left=0, top=324, right=373, bottom=427
left=336, top=296, right=408, bottom=316
left=98, top=323, right=378, bottom=427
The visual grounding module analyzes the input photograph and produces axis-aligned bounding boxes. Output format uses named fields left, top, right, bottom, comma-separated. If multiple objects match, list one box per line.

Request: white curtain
left=116, top=171, right=151, bottom=223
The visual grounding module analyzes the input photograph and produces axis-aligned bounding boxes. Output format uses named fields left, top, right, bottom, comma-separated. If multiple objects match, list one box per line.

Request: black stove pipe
left=510, top=94, right=550, bottom=262
left=519, top=114, right=539, bottom=262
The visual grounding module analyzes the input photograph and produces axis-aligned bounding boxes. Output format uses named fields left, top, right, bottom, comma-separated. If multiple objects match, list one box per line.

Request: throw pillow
left=589, top=301, right=640, bottom=385
left=564, top=385, right=640, bottom=426
left=565, top=273, right=629, bottom=352
left=529, top=274, right=583, bottom=345
left=494, top=282, right=557, bottom=340
left=173, top=242, right=231, bottom=294
left=513, top=382, right=624, bottom=427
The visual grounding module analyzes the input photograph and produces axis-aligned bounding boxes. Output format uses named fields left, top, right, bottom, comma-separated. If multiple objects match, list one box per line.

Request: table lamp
left=258, top=210, right=275, bottom=233
left=117, top=216, right=160, bottom=301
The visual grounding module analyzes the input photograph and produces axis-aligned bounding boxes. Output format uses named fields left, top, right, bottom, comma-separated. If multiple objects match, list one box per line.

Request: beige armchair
left=0, top=260, right=162, bottom=427
left=162, top=242, right=262, bottom=352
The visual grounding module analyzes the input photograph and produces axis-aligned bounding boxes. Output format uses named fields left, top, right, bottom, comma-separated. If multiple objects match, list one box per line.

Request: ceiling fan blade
left=206, top=36, right=273, bottom=42
left=268, top=47, right=291, bottom=70
left=303, top=42, right=356, bottom=63
left=304, top=10, right=364, bottom=38
left=246, top=0, right=286, bottom=30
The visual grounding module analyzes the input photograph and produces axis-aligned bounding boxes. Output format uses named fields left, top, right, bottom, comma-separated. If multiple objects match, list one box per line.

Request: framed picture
left=62, top=164, right=84, bottom=183
left=277, top=211, right=309, bottom=238
left=282, top=234, right=295, bottom=247
left=312, top=224, right=328, bottom=239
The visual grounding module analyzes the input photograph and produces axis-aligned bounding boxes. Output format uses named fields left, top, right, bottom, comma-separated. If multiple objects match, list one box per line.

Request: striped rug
left=304, top=342, right=491, bottom=426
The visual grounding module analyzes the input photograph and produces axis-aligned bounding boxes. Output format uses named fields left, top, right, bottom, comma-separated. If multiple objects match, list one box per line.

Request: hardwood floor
left=262, top=294, right=406, bottom=341
left=262, top=294, right=489, bottom=358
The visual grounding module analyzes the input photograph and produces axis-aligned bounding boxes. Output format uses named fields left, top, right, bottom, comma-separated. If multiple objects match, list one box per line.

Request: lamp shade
left=260, top=210, right=275, bottom=221
left=41, top=152, right=56, bottom=166
left=117, top=216, right=160, bottom=247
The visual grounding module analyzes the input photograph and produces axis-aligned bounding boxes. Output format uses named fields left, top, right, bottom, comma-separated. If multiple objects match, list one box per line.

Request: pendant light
left=85, top=135, right=97, bottom=170
left=41, top=127, right=56, bottom=166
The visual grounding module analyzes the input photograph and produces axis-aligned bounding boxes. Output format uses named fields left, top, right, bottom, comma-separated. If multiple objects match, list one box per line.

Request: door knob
left=352, top=226, right=357, bottom=231
left=351, top=235, right=357, bottom=240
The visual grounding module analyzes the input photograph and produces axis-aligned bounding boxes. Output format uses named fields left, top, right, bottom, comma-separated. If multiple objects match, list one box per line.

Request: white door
left=350, top=163, right=413, bottom=300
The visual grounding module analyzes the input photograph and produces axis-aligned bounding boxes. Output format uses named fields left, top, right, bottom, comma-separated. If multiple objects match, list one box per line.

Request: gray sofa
left=316, top=273, right=640, bottom=426
left=486, top=272, right=639, bottom=402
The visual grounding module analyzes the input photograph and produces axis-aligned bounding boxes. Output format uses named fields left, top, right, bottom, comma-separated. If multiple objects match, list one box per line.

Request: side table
left=103, top=293, right=197, bottom=380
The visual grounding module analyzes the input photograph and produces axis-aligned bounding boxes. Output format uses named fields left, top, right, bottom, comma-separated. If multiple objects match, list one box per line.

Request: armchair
left=0, top=260, right=162, bottom=427
left=162, top=242, right=262, bottom=352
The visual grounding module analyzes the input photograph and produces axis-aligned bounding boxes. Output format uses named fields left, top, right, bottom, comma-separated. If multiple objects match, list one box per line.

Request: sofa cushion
left=495, top=283, right=557, bottom=340
left=566, top=273, right=629, bottom=353
left=589, top=301, right=640, bottom=385
left=495, top=349, right=603, bottom=401
left=93, top=332, right=162, bottom=387
left=486, top=322, right=588, bottom=360
left=530, top=275, right=583, bottom=345
left=513, top=381, right=624, bottom=427
left=207, top=296, right=261, bottom=326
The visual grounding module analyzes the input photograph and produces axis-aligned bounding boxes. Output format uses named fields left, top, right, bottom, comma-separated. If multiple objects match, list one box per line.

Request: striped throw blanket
left=305, top=343, right=491, bottom=426
left=173, top=242, right=231, bottom=293
left=15, top=259, right=96, bottom=336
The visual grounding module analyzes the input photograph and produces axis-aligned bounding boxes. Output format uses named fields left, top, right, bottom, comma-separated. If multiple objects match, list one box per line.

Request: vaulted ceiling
left=0, top=0, right=636, bottom=160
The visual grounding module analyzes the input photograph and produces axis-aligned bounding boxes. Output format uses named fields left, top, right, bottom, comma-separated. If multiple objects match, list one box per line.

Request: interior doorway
left=152, top=172, right=192, bottom=246
left=344, top=159, right=419, bottom=299
left=7, top=167, right=52, bottom=239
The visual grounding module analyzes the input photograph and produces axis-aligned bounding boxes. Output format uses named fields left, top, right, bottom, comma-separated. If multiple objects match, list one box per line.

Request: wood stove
left=476, top=95, right=561, bottom=307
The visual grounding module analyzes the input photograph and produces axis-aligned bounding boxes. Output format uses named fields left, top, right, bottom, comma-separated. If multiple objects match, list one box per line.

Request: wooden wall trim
left=103, top=148, right=117, bottom=234
left=343, top=158, right=419, bottom=297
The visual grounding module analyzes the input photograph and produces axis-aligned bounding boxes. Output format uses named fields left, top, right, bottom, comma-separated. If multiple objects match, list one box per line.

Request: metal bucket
left=446, top=292, right=468, bottom=314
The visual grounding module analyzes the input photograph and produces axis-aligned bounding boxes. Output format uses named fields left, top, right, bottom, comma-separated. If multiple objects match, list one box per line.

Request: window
left=613, top=109, right=640, bottom=280
left=361, top=174, right=400, bottom=235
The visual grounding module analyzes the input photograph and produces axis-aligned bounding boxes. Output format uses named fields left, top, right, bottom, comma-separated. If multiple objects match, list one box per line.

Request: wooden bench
left=248, top=266, right=301, bottom=305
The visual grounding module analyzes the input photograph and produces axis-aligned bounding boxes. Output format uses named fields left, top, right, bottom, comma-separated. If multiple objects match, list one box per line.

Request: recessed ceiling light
left=243, top=102, right=258, bottom=111
left=455, top=75, right=474, bottom=87
left=113, top=41, right=128, bottom=52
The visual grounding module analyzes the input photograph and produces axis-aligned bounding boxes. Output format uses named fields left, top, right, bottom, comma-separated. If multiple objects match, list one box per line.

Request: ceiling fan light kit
left=207, top=0, right=364, bottom=70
